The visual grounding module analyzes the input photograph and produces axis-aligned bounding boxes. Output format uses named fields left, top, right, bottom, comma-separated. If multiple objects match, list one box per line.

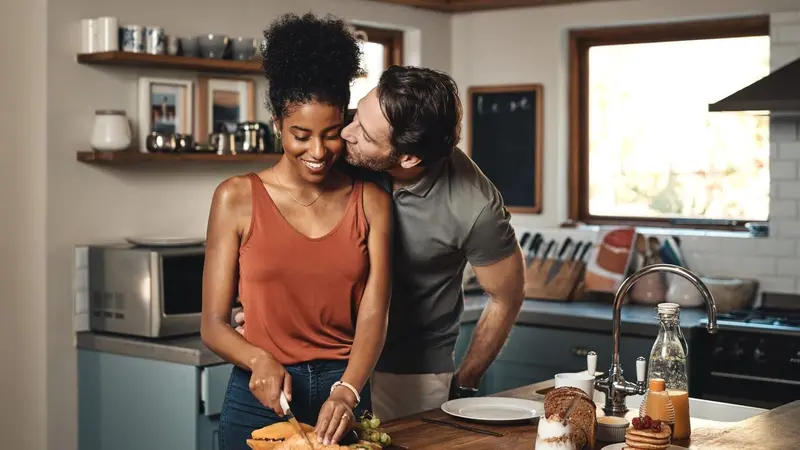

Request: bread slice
left=543, top=387, right=597, bottom=450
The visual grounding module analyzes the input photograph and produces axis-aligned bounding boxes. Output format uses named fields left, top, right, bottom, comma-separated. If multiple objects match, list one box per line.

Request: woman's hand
left=314, top=388, right=357, bottom=446
left=248, top=353, right=292, bottom=416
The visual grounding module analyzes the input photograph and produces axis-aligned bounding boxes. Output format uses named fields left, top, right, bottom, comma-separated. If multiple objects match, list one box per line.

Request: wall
left=35, top=1, right=450, bottom=449
left=0, top=0, right=48, bottom=449
left=452, top=0, right=800, bottom=294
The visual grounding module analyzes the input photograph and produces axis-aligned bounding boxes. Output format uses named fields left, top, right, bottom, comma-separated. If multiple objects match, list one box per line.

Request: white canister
left=90, top=110, right=132, bottom=151
left=96, top=16, right=119, bottom=51
left=80, top=18, right=97, bottom=53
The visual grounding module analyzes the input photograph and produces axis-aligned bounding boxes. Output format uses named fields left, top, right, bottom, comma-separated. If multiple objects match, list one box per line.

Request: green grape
left=369, top=417, right=381, bottom=429
left=370, top=431, right=381, bottom=442
left=361, top=419, right=371, bottom=430
left=379, top=433, right=391, bottom=445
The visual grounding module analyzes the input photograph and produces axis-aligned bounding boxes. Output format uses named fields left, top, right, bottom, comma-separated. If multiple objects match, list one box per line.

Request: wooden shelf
left=77, top=150, right=281, bottom=164
left=77, top=51, right=262, bottom=75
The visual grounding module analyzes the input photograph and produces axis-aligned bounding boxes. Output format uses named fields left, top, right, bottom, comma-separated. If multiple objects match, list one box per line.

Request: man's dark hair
left=262, top=13, right=362, bottom=119
left=377, top=66, right=462, bottom=165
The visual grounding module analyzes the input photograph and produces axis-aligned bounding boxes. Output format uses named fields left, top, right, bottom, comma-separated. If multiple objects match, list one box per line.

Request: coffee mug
left=554, top=372, right=595, bottom=399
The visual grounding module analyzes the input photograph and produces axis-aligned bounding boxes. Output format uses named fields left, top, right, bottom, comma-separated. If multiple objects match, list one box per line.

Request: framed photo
left=197, top=76, right=255, bottom=138
left=137, top=77, right=194, bottom=152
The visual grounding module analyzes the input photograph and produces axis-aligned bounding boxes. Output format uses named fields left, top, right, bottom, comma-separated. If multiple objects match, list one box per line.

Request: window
left=568, top=16, right=770, bottom=230
left=349, top=26, right=404, bottom=109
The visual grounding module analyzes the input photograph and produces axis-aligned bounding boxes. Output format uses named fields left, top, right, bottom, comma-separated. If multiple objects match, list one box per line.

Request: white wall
left=0, top=1, right=449, bottom=449
left=452, top=0, right=800, bottom=294
left=0, top=0, right=48, bottom=449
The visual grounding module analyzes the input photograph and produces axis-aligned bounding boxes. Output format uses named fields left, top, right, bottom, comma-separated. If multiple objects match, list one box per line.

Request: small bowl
left=597, top=415, right=629, bottom=443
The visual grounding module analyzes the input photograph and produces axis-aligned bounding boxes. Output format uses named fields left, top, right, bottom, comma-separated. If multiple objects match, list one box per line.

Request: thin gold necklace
left=271, top=168, right=324, bottom=207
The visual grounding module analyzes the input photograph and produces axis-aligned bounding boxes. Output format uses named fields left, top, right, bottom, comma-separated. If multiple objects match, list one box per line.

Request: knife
left=578, top=240, right=592, bottom=262
left=519, top=232, right=531, bottom=250
left=537, top=239, right=556, bottom=269
left=280, top=392, right=314, bottom=447
left=526, top=233, right=544, bottom=266
left=545, top=238, right=573, bottom=284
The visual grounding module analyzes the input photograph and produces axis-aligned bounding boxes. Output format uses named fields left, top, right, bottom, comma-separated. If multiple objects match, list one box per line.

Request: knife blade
left=526, top=233, right=544, bottom=266
left=280, top=392, right=314, bottom=447
left=545, top=238, right=573, bottom=284
left=537, top=239, right=555, bottom=269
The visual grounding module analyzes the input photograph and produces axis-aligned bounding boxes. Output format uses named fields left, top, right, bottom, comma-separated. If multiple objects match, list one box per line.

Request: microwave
left=87, top=243, right=205, bottom=338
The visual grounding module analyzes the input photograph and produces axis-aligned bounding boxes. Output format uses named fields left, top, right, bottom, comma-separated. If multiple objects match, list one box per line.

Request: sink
left=618, top=393, right=766, bottom=423
left=534, top=387, right=766, bottom=423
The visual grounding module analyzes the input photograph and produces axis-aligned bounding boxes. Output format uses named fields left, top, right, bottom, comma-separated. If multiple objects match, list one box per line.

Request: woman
left=201, top=13, right=392, bottom=450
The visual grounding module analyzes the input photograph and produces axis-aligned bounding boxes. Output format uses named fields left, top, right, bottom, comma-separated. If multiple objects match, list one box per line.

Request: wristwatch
left=449, top=382, right=480, bottom=399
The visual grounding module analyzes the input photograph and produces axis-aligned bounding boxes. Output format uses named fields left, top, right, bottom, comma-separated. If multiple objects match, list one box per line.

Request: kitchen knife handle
left=556, top=237, right=573, bottom=260
left=578, top=241, right=592, bottom=261
left=530, top=233, right=544, bottom=255
left=519, top=232, right=531, bottom=249
left=541, top=240, right=555, bottom=259
left=569, top=242, right=583, bottom=261
left=280, top=391, right=290, bottom=415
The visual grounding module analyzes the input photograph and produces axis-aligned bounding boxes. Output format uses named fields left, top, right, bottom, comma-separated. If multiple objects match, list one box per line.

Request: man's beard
left=345, top=149, right=399, bottom=172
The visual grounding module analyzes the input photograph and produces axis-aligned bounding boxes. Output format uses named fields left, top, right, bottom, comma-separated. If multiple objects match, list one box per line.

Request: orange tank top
left=239, top=173, right=369, bottom=365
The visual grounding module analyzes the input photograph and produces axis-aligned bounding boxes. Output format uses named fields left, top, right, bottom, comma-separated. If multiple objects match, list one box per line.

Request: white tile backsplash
left=769, top=199, right=798, bottom=218
left=771, top=160, right=798, bottom=180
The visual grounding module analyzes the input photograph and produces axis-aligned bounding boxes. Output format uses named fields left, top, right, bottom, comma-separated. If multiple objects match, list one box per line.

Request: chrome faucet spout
left=612, top=264, right=717, bottom=364
left=598, top=263, right=718, bottom=416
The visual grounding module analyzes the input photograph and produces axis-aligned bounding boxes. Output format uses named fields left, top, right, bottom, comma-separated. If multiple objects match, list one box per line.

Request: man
left=237, top=66, right=525, bottom=422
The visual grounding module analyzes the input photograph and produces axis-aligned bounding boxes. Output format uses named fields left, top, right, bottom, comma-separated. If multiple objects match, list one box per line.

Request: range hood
left=708, top=57, right=800, bottom=115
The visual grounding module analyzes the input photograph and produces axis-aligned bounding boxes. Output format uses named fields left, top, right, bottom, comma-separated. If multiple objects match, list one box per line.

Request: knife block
left=523, top=259, right=587, bottom=301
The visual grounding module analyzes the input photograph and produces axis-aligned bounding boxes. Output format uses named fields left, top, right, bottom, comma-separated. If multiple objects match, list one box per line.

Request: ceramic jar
left=90, top=110, right=131, bottom=151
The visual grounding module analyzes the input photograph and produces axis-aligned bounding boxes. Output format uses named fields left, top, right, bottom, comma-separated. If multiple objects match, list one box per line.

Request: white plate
left=601, top=444, right=688, bottom=450
left=126, top=236, right=205, bottom=247
left=441, top=397, right=543, bottom=423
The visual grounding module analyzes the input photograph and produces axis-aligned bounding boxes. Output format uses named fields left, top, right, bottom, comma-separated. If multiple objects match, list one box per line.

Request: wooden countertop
left=382, top=379, right=799, bottom=449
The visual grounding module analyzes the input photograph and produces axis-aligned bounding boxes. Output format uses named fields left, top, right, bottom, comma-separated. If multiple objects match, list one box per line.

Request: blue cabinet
left=454, top=323, right=655, bottom=396
left=78, top=350, right=232, bottom=450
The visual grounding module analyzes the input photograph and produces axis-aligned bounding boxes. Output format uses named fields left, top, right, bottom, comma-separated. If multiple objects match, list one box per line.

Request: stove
left=695, top=293, right=800, bottom=409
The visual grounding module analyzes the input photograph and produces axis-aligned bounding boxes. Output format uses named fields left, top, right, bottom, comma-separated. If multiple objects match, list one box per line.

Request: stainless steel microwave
left=87, top=243, right=205, bottom=338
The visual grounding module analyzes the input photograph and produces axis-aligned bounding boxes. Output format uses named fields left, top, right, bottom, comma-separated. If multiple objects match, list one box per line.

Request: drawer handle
left=572, top=347, right=591, bottom=357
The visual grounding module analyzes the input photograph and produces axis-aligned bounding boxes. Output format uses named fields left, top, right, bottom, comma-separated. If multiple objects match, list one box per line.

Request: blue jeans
left=219, top=361, right=372, bottom=450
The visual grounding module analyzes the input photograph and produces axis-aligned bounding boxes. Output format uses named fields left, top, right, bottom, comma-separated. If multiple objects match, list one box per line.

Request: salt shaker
left=90, top=110, right=131, bottom=151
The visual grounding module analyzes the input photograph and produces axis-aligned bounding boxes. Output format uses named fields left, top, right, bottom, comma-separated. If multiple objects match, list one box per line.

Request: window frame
left=353, top=25, right=404, bottom=67
left=567, top=15, right=770, bottom=231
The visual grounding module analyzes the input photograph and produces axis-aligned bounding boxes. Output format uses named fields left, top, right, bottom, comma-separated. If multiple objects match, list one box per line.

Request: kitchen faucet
left=590, top=263, right=719, bottom=416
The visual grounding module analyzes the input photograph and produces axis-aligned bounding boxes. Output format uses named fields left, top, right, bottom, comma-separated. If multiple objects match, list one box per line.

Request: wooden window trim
left=567, top=15, right=770, bottom=231
left=354, top=26, right=404, bottom=67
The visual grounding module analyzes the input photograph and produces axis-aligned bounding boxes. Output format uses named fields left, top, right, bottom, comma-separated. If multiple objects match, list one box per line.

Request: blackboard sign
left=467, top=84, right=543, bottom=214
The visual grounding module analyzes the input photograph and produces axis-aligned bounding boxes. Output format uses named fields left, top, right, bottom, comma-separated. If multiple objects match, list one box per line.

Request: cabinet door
left=197, top=415, right=220, bottom=450
left=201, top=364, right=234, bottom=416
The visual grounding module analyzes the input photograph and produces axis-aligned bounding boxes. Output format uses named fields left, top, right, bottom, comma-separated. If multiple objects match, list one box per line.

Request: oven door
left=152, top=246, right=205, bottom=337
left=695, top=330, right=800, bottom=409
left=700, top=371, right=800, bottom=409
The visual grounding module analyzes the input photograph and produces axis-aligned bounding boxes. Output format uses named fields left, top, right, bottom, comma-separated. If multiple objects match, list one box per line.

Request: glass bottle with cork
left=646, top=302, right=691, bottom=440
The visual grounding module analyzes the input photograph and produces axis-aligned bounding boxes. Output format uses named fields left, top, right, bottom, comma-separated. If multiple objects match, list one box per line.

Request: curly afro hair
left=262, top=12, right=363, bottom=119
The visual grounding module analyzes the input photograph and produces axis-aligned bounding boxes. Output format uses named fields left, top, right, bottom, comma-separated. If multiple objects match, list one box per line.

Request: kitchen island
left=382, top=378, right=798, bottom=449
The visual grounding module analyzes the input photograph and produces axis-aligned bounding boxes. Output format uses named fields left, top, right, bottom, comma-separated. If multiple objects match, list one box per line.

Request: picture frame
left=196, top=76, right=256, bottom=138
left=137, top=77, right=194, bottom=153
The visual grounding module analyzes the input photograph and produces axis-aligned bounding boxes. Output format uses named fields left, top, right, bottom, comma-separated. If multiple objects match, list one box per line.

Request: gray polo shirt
left=366, top=149, right=518, bottom=374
